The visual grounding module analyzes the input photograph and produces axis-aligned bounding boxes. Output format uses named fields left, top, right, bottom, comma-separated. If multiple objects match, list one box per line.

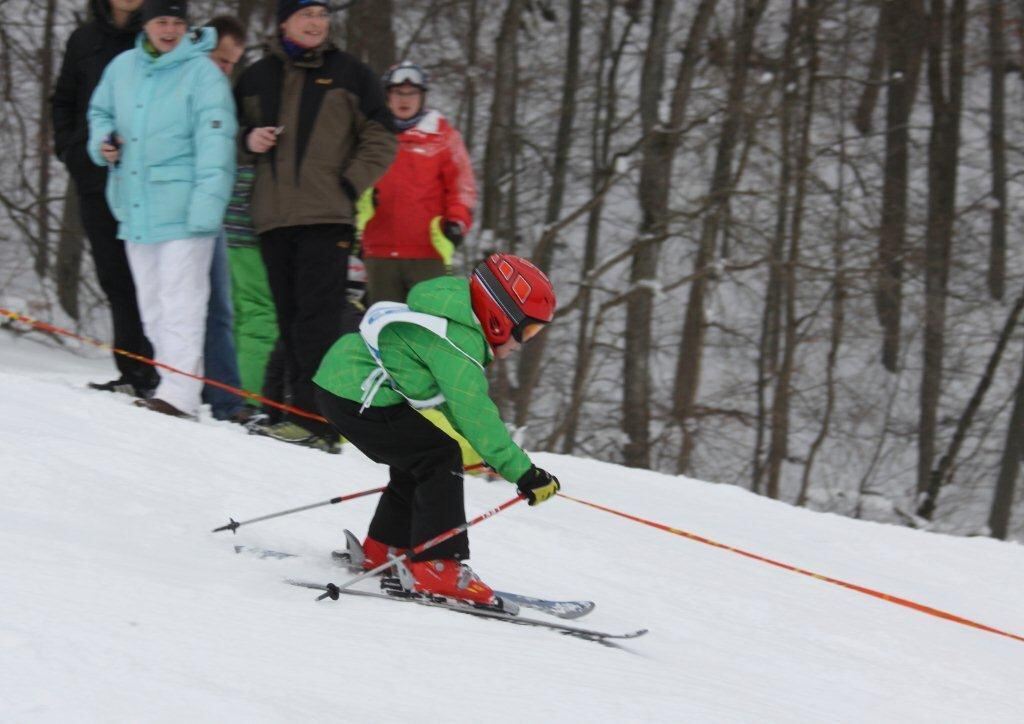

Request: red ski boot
left=333, top=530, right=408, bottom=572
left=409, top=559, right=496, bottom=605
left=361, top=535, right=409, bottom=571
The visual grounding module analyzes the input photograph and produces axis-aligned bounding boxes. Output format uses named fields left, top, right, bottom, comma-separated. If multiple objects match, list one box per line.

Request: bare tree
left=987, top=0, right=1007, bottom=301
left=513, top=0, right=583, bottom=427
left=33, top=0, right=59, bottom=279
left=988, top=349, right=1024, bottom=539
left=918, top=290, right=1024, bottom=519
left=344, top=0, right=396, bottom=74
left=765, top=0, right=822, bottom=501
left=917, top=0, right=966, bottom=498
left=675, top=0, right=769, bottom=474
left=875, top=0, right=926, bottom=372
left=558, top=0, right=639, bottom=455
left=480, top=0, right=525, bottom=240
left=54, top=180, right=83, bottom=319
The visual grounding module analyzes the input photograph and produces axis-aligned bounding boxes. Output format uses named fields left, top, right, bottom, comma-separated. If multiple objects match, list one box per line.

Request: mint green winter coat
left=313, top=277, right=532, bottom=483
left=87, top=28, right=236, bottom=244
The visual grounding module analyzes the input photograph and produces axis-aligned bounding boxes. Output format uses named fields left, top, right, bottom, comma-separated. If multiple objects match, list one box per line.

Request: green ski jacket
left=313, top=277, right=532, bottom=482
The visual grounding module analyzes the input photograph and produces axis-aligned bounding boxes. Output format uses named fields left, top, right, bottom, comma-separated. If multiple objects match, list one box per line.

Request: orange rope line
left=559, top=493, right=1024, bottom=645
left=1, top=307, right=489, bottom=473
left=25, top=303, right=1007, bottom=642
left=2, top=307, right=328, bottom=422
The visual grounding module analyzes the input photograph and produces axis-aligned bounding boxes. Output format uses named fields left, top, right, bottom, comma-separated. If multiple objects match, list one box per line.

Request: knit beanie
left=141, top=0, right=188, bottom=24
left=277, top=0, right=329, bottom=25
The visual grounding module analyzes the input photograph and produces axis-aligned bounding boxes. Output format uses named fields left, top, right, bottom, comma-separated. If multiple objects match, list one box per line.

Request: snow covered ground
left=2, top=329, right=1023, bottom=722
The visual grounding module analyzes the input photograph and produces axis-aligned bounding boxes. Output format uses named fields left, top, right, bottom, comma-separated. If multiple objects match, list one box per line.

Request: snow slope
left=2, top=330, right=1023, bottom=722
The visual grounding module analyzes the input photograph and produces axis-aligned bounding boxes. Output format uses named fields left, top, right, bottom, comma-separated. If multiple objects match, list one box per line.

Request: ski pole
left=315, top=494, right=526, bottom=600
left=212, top=486, right=386, bottom=533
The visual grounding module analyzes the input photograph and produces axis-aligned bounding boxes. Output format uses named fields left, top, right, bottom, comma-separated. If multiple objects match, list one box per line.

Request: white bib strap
left=358, top=301, right=474, bottom=411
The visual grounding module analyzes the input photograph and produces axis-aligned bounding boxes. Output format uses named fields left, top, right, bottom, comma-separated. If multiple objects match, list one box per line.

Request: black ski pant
left=259, top=224, right=351, bottom=437
left=315, top=389, right=469, bottom=561
left=78, top=192, right=156, bottom=387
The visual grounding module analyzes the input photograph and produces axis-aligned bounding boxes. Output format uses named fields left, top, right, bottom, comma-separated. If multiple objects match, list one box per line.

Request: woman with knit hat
left=88, top=0, right=237, bottom=418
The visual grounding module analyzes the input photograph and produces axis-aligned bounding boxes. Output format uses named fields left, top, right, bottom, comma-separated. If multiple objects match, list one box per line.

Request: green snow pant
left=228, top=246, right=278, bottom=403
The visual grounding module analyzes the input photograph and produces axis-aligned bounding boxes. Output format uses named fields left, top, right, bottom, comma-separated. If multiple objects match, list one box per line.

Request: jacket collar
left=269, top=34, right=335, bottom=69
left=402, top=110, right=443, bottom=136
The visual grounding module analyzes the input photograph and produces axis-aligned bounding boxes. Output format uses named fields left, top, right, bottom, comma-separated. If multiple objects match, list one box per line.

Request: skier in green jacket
left=313, top=253, right=560, bottom=605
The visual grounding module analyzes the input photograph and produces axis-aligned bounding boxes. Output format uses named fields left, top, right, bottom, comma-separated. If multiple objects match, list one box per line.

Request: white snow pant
left=125, top=236, right=215, bottom=416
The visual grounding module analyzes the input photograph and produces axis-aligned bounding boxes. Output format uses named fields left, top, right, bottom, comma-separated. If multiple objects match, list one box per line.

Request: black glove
left=516, top=465, right=560, bottom=506
left=441, top=219, right=465, bottom=247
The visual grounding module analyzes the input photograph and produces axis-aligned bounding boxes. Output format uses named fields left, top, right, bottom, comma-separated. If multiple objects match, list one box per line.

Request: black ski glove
left=516, top=465, right=560, bottom=506
left=441, top=219, right=465, bottom=247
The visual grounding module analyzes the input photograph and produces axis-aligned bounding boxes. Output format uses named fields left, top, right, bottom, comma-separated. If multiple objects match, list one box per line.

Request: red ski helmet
left=470, top=253, right=556, bottom=346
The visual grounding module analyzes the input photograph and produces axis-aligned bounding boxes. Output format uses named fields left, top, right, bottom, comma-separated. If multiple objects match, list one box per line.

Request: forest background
left=2, top=0, right=1023, bottom=541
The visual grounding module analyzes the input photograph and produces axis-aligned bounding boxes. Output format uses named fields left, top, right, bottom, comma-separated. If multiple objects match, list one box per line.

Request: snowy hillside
left=2, top=330, right=1023, bottom=722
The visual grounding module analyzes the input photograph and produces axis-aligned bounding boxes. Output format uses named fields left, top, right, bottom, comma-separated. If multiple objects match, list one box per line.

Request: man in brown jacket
left=235, top=0, right=396, bottom=451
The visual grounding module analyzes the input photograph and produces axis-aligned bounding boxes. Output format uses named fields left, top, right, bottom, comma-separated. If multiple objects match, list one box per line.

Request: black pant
left=261, top=338, right=290, bottom=425
left=259, top=224, right=351, bottom=436
left=78, top=192, right=156, bottom=387
left=316, top=389, right=469, bottom=561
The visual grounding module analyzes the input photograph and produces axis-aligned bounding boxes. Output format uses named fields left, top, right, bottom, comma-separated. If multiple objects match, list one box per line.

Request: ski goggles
left=386, top=65, right=428, bottom=89
left=514, top=320, right=546, bottom=344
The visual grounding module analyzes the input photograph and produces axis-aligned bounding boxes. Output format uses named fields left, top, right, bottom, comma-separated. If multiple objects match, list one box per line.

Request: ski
left=284, top=579, right=648, bottom=645
left=492, top=590, right=594, bottom=620
left=235, top=544, right=596, bottom=620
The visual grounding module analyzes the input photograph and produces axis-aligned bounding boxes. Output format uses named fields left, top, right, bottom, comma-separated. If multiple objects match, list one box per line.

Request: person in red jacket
left=358, top=61, right=477, bottom=304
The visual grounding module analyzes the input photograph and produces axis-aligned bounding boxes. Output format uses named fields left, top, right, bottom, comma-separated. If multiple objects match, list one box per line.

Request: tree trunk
left=34, top=0, right=58, bottom=279
left=559, top=0, right=635, bottom=454
left=344, top=0, right=395, bottom=74
left=987, top=0, right=1007, bottom=301
left=460, top=0, right=481, bottom=154
left=875, top=0, right=926, bottom=373
left=674, top=0, right=768, bottom=474
left=619, top=0, right=717, bottom=469
left=621, top=0, right=675, bottom=469
left=766, top=0, right=820, bottom=501
left=798, top=0, right=848, bottom=508
left=853, top=5, right=886, bottom=135
left=754, top=1, right=799, bottom=495
left=918, top=289, right=1024, bottom=519
left=55, top=182, right=83, bottom=320
left=541, top=0, right=582, bottom=232
left=988, top=350, right=1024, bottom=540
left=513, top=0, right=583, bottom=428
left=917, top=0, right=966, bottom=498
left=481, top=0, right=524, bottom=239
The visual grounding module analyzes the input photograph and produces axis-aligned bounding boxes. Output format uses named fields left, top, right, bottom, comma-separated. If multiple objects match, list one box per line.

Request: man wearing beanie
left=87, top=0, right=237, bottom=419
left=234, top=0, right=396, bottom=452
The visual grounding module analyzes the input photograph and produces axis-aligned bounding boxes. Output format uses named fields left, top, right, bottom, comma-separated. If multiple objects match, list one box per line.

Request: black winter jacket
left=51, top=0, right=140, bottom=195
left=234, top=38, right=397, bottom=234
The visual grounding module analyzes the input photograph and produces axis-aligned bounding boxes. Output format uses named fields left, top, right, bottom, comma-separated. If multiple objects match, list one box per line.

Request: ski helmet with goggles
left=382, top=61, right=429, bottom=91
left=470, top=253, right=556, bottom=347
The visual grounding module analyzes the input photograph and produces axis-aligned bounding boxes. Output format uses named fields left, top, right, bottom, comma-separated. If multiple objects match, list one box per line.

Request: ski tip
left=558, top=601, right=596, bottom=619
